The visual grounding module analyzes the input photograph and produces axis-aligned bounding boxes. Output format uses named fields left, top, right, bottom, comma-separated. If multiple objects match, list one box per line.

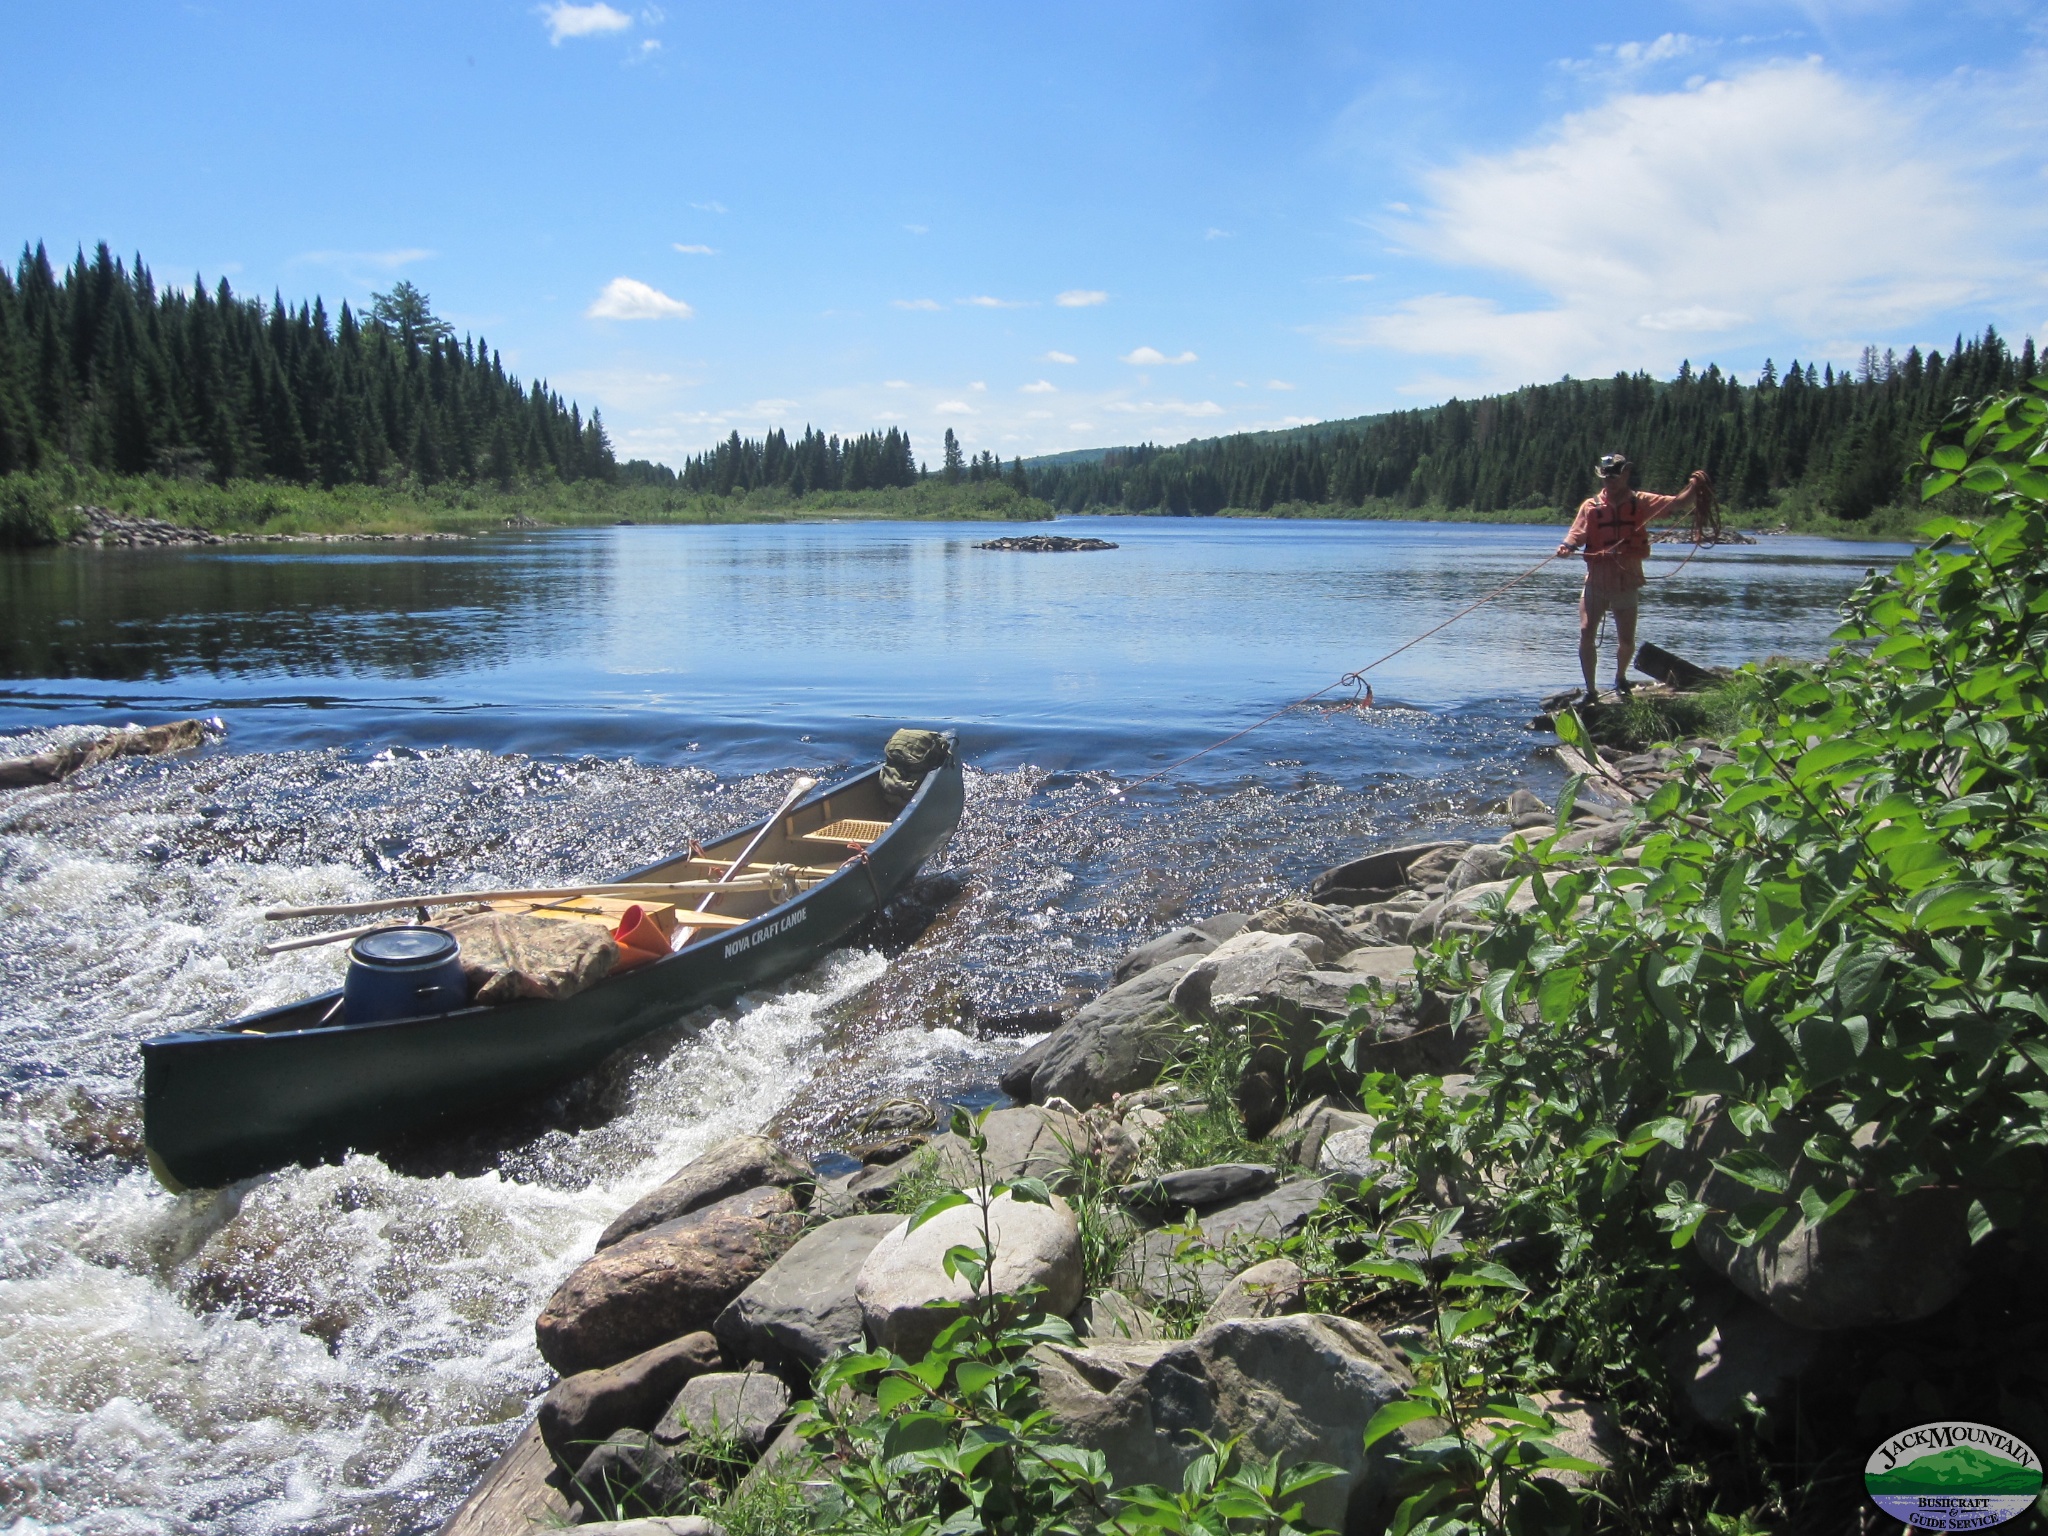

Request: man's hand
left=1557, top=542, right=1578, bottom=557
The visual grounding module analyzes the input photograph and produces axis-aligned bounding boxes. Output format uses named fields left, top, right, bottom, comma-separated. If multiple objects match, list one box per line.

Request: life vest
left=1578, top=490, right=1652, bottom=561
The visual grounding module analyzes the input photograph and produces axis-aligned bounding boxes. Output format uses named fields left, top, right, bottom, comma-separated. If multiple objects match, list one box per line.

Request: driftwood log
left=0, top=720, right=210, bottom=787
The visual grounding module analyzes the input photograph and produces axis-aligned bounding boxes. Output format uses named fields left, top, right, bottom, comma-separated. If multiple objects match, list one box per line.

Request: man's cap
left=1595, top=453, right=1631, bottom=477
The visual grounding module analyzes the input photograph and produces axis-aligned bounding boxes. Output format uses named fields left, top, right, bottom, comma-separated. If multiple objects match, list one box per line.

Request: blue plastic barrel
left=343, top=926, right=467, bottom=1024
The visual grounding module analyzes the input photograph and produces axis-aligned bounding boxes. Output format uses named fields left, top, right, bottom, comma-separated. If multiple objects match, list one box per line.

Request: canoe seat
left=801, top=817, right=892, bottom=847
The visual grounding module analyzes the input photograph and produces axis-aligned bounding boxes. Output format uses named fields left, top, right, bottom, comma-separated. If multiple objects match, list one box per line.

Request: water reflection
left=0, top=520, right=1908, bottom=772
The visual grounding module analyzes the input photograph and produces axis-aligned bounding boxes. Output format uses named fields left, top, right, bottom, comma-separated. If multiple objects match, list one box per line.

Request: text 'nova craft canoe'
left=142, top=736, right=964, bottom=1189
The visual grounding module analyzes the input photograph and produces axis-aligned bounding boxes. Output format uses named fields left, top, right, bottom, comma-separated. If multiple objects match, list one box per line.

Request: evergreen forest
left=0, top=243, right=620, bottom=489
left=1024, top=332, right=2040, bottom=523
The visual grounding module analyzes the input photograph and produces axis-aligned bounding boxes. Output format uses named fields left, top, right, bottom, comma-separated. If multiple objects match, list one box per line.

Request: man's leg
left=1612, top=602, right=1638, bottom=687
left=1578, top=588, right=1603, bottom=699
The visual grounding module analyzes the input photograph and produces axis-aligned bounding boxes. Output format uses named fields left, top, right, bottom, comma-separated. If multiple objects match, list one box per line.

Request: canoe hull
left=142, top=748, right=963, bottom=1189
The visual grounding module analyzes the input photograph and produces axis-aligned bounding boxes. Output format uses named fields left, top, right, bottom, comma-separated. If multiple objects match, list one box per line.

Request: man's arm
left=1557, top=502, right=1592, bottom=556
left=1640, top=470, right=1711, bottom=525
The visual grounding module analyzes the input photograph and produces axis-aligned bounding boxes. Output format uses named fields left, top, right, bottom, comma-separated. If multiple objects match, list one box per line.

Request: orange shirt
left=1567, top=488, right=1678, bottom=563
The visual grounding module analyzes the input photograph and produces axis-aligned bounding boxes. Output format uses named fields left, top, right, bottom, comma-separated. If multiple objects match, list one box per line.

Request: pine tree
left=942, top=428, right=963, bottom=484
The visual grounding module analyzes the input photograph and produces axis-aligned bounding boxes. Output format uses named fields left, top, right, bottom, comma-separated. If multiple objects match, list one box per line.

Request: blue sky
left=6, top=2, right=2044, bottom=468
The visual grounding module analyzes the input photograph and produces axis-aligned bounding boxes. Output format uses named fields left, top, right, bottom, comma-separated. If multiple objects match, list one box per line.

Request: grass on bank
left=0, top=466, right=1054, bottom=546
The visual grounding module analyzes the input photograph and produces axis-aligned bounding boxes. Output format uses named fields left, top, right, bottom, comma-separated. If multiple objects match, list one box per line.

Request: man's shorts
left=1580, top=557, right=1645, bottom=621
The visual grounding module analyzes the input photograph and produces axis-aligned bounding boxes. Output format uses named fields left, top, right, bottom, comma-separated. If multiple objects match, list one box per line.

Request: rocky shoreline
left=436, top=724, right=1740, bottom=1535
left=61, top=504, right=468, bottom=547
left=973, top=534, right=1118, bottom=552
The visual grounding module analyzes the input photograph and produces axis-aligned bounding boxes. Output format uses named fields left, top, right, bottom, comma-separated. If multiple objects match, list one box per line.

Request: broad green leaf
left=1712, top=1149, right=1791, bottom=1194
left=905, top=1190, right=969, bottom=1233
left=1362, top=1398, right=1442, bottom=1449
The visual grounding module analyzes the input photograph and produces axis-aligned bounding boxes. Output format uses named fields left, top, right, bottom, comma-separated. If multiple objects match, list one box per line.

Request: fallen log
left=1634, top=642, right=1726, bottom=691
left=0, top=719, right=212, bottom=787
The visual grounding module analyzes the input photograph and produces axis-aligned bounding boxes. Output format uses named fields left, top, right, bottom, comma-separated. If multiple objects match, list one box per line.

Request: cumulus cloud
left=934, top=401, right=975, bottom=415
left=961, top=295, right=1027, bottom=308
left=1021, top=380, right=1057, bottom=393
left=693, top=200, right=727, bottom=214
left=884, top=379, right=910, bottom=389
left=892, top=298, right=943, bottom=311
left=1267, top=380, right=1295, bottom=390
left=904, top=224, right=929, bottom=235
left=586, top=277, right=693, bottom=320
left=1120, top=347, right=1198, bottom=366
left=1042, top=350, right=1078, bottom=364
left=1204, top=228, right=1233, bottom=240
left=1337, top=59, right=2042, bottom=389
left=540, top=2, right=632, bottom=44
left=1056, top=289, right=1109, bottom=307
left=672, top=243, right=716, bottom=255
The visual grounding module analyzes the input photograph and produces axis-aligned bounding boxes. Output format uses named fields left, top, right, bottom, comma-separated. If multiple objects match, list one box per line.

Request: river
left=0, top=517, right=1906, bottom=1534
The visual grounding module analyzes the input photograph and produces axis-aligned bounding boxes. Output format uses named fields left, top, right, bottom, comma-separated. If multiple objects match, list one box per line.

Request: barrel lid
left=350, top=926, right=458, bottom=966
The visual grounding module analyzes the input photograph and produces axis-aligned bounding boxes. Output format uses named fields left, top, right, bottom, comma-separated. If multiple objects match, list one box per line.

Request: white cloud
left=892, top=298, right=943, bottom=311
left=1105, top=400, right=1225, bottom=417
left=935, top=401, right=975, bottom=415
left=1204, top=228, right=1233, bottom=240
left=1338, top=273, right=1375, bottom=283
left=295, top=247, right=434, bottom=270
left=586, top=277, right=693, bottom=320
left=1042, top=350, right=1078, bottom=364
left=1120, top=347, right=1198, bottom=366
left=1266, top=380, right=1295, bottom=390
left=961, top=295, right=1027, bottom=308
left=1025, top=409, right=1054, bottom=420
left=1337, top=59, right=2043, bottom=390
left=692, top=200, right=728, bottom=214
left=1056, top=289, right=1109, bottom=307
left=969, top=381, right=987, bottom=392
left=884, top=379, right=910, bottom=389
left=904, top=224, right=929, bottom=235
left=1021, top=380, right=1057, bottom=393
left=671, top=243, right=716, bottom=255
left=1068, top=421, right=1095, bottom=431
left=540, top=2, right=632, bottom=44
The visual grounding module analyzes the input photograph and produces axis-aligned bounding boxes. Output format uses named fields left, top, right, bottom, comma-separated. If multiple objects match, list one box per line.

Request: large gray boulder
left=1203, top=1257, right=1306, bottom=1325
left=1309, top=842, right=1466, bottom=904
left=537, top=1186, right=805, bottom=1375
left=714, top=1213, right=903, bottom=1371
left=1327, top=944, right=1417, bottom=982
left=1073, top=1289, right=1164, bottom=1342
left=1266, top=1096, right=1372, bottom=1170
left=856, top=1189, right=1084, bottom=1357
left=999, top=953, right=1208, bottom=1107
left=598, top=1135, right=810, bottom=1250
left=924, top=1104, right=1090, bottom=1187
left=654, top=1370, right=790, bottom=1455
left=1119, top=1162, right=1276, bottom=1214
left=1167, top=931, right=1355, bottom=1025
left=1119, top=1179, right=1330, bottom=1307
left=1113, top=926, right=1220, bottom=984
left=1669, top=1107, right=1972, bottom=1330
left=1034, top=1314, right=1416, bottom=1535
left=1671, top=1289, right=1821, bottom=1429
left=1242, top=900, right=1360, bottom=958
left=538, top=1330, right=725, bottom=1470
left=570, top=1431, right=694, bottom=1521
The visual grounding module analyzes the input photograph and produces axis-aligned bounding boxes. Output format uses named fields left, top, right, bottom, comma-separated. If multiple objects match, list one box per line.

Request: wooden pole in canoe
left=262, top=877, right=789, bottom=923
left=671, top=776, right=817, bottom=950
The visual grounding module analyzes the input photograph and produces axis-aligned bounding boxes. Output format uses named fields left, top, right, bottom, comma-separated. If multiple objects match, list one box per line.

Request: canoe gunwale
left=140, top=738, right=963, bottom=1188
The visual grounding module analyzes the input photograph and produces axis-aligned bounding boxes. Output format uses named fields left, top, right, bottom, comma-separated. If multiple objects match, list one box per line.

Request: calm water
left=0, top=518, right=1907, bottom=1535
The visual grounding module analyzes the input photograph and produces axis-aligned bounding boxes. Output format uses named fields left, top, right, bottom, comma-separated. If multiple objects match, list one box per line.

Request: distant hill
left=1867, top=1444, right=2042, bottom=1494
left=1018, top=334, right=2037, bottom=524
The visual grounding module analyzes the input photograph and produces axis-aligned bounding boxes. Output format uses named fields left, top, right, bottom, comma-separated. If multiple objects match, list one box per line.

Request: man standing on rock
left=1558, top=453, right=1711, bottom=705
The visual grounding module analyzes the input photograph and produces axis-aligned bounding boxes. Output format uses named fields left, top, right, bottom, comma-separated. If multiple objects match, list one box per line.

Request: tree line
left=0, top=242, right=616, bottom=488
left=647, top=423, right=1029, bottom=498
left=1025, top=331, right=2041, bottom=520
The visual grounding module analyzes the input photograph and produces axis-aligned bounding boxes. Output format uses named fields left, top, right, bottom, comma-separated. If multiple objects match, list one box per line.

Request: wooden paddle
left=671, top=775, right=818, bottom=949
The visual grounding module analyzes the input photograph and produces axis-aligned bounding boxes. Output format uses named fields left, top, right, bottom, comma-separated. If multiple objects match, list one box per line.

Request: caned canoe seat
left=800, top=817, right=892, bottom=848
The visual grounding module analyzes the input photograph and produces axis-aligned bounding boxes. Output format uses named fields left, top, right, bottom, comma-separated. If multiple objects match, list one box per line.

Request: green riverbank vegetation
left=1024, top=332, right=2038, bottom=538
left=0, top=242, right=1050, bottom=545
left=650, top=378, right=2048, bottom=1534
